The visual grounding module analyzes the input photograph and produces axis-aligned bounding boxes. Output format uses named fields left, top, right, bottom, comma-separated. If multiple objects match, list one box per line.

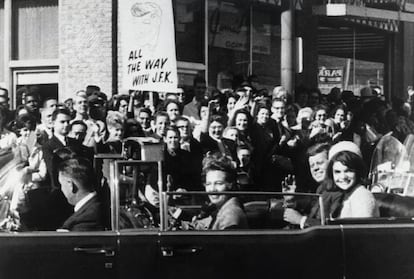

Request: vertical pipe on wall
left=281, top=0, right=294, bottom=94
left=112, top=0, right=118, bottom=95
left=204, top=0, right=209, bottom=86
left=4, top=0, right=11, bottom=105
left=249, top=3, right=253, bottom=76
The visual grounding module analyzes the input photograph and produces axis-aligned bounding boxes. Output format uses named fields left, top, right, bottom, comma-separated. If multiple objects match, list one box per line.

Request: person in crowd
left=251, top=105, right=278, bottom=191
left=64, top=98, right=74, bottom=115
left=15, top=114, right=47, bottom=190
left=149, top=111, right=169, bottom=140
left=183, top=76, right=208, bottom=122
left=58, top=157, right=106, bottom=231
left=329, top=104, right=347, bottom=139
left=72, top=92, right=105, bottom=149
left=164, top=99, right=181, bottom=125
left=114, top=94, right=129, bottom=118
left=236, top=145, right=255, bottom=190
left=68, top=120, right=87, bottom=144
left=309, top=105, right=333, bottom=139
left=178, top=153, right=248, bottom=230
left=42, top=108, right=79, bottom=190
left=36, top=108, right=55, bottom=143
left=123, top=118, right=144, bottom=138
left=200, top=114, right=236, bottom=161
left=101, top=111, right=124, bottom=154
left=0, top=105, right=17, bottom=150
left=223, top=126, right=239, bottom=143
left=228, top=109, right=253, bottom=149
left=163, top=126, right=200, bottom=192
left=43, top=97, right=58, bottom=111
left=24, top=92, right=41, bottom=123
left=136, top=107, right=152, bottom=135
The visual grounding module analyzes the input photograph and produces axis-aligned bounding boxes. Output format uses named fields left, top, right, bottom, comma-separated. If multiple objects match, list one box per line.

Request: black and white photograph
left=0, top=0, right=413, bottom=278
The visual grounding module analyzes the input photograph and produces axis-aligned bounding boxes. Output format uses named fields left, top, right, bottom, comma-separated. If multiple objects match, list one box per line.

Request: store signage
left=318, top=67, right=343, bottom=94
left=120, top=0, right=178, bottom=92
left=209, top=2, right=271, bottom=54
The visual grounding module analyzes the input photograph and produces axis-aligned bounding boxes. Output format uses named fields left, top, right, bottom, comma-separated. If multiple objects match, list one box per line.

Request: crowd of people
left=0, top=75, right=412, bottom=231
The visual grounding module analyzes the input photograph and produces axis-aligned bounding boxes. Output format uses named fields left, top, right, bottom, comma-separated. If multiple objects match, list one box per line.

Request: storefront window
left=207, top=0, right=281, bottom=91
left=208, top=0, right=250, bottom=90
left=317, top=26, right=385, bottom=96
left=174, top=0, right=204, bottom=64
left=12, top=0, right=58, bottom=60
left=251, top=5, right=281, bottom=90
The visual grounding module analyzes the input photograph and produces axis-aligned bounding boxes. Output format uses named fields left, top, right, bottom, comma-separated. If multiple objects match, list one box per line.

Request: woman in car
left=326, top=148, right=379, bottom=218
left=180, top=153, right=248, bottom=230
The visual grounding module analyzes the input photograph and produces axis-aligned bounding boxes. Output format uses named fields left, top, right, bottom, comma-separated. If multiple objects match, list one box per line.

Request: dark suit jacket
left=43, top=136, right=93, bottom=189
left=61, top=195, right=105, bottom=231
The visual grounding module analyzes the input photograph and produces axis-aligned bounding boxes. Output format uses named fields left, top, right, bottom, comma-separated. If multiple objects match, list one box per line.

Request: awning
left=313, top=2, right=414, bottom=32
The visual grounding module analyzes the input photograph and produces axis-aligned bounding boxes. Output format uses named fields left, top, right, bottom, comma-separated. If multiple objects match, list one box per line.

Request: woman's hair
left=254, top=104, right=270, bottom=121
left=325, top=150, right=366, bottom=190
left=113, top=94, right=130, bottom=111
left=312, top=104, right=329, bottom=120
left=202, top=153, right=236, bottom=187
left=106, top=110, right=125, bottom=129
left=164, top=125, right=180, bottom=138
left=209, top=114, right=225, bottom=127
left=15, top=113, right=37, bottom=131
left=229, top=109, right=252, bottom=128
left=331, top=104, right=348, bottom=118
left=163, top=99, right=182, bottom=114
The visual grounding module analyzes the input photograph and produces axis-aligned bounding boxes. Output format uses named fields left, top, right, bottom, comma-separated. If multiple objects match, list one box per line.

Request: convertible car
left=0, top=158, right=414, bottom=279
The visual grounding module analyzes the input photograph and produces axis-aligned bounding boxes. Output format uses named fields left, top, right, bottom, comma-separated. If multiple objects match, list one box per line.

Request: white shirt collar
left=54, top=133, right=66, bottom=146
left=75, top=192, right=97, bottom=212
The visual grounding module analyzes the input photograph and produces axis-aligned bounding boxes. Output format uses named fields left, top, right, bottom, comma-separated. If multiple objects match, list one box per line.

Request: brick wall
left=59, top=0, right=114, bottom=101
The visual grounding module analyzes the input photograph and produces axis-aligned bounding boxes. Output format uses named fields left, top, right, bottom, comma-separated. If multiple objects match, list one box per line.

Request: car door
left=159, top=227, right=344, bottom=279
left=0, top=231, right=117, bottom=279
left=342, top=223, right=414, bottom=279
left=158, top=192, right=345, bottom=279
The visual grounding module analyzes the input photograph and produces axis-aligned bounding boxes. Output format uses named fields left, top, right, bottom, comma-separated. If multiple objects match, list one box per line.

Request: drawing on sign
left=131, top=2, right=162, bottom=51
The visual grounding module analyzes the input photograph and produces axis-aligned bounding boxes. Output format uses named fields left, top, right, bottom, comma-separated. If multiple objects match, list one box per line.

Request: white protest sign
left=120, top=0, right=178, bottom=92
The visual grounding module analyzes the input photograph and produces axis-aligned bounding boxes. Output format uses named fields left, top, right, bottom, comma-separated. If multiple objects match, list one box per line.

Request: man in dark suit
left=58, top=157, right=106, bottom=231
left=39, top=108, right=81, bottom=230
left=42, top=108, right=75, bottom=189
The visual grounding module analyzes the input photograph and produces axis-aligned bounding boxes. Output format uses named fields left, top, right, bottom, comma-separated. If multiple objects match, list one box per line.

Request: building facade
left=1, top=0, right=414, bottom=106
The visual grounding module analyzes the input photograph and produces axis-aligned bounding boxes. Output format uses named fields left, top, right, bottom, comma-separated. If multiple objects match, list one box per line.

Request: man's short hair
left=58, top=157, right=96, bottom=192
left=138, top=107, right=152, bottom=116
left=154, top=111, right=169, bottom=123
left=43, top=97, right=57, bottom=108
left=307, top=142, right=331, bottom=158
left=69, top=120, right=87, bottom=131
left=52, top=108, right=72, bottom=121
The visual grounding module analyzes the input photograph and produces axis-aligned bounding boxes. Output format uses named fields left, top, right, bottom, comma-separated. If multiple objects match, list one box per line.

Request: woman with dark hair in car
left=180, top=153, right=248, bottom=230
left=325, top=142, right=379, bottom=218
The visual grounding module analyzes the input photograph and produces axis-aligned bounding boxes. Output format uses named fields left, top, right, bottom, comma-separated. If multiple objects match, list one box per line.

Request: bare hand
left=283, top=208, right=303, bottom=225
left=282, top=174, right=296, bottom=201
